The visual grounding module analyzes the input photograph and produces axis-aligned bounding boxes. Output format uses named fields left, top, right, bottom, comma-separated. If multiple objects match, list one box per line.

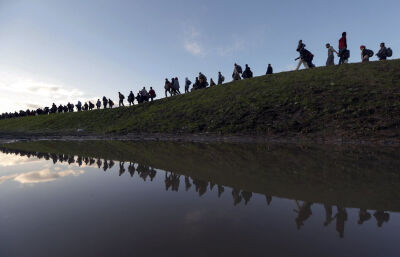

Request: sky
left=0, top=0, right=399, bottom=113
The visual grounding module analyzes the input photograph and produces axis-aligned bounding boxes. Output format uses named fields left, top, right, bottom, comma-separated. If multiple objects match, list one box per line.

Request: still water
left=0, top=141, right=399, bottom=257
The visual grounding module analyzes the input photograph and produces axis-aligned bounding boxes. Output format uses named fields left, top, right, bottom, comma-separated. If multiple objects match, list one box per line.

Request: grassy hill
left=1, top=60, right=400, bottom=142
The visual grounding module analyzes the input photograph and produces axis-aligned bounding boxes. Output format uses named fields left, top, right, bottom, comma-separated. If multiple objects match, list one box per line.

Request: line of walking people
left=0, top=31, right=395, bottom=120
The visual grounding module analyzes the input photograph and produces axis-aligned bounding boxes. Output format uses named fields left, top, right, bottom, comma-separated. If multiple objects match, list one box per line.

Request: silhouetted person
left=209, top=78, right=216, bottom=87
left=185, top=176, right=192, bottom=191
left=96, top=159, right=102, bottom=169
left=232, top=63, right=242, bottom=81
left=128, top=91, right=135, bottom=106
left=119, top=161, right=125, bottom=176
left=184, top=78, right=191, bottom=93
left=103, top=160, right=109, bottom=171
left=217, top=185, right=224, bottom=198
left=294, top=201, right=313, bottom=230
left=217, top=71, right=225, bottom=85
left=358, top=209, right=371, bottom=225
left=323, top=204, right=335, bottom=226
left=77, top=156, right=82, bottom=166
left=335, top=206, right=348, bottom=238
left=118, top=92, right=125, bottom=107
left=232, top=188, right=242, bottom=206
left=128, top=162, right=135, bottom=177
left=109, top=160, right=115, bottom=169
left=338, top=32, right=348, bottom=65
left=149, top=87, right=156, bottom=101
left=266, top=64, right=273, bottom=75
left=374, top=211, right=390, bottom=227
left=376, top=42, right=388, bottom=60
left=149, top=168, right=156, bottom=181
left=96, top=99, right=101, bottom=109
left=108, top=99, right=114, bottom=108
left=102, top=96, right=108, bottom=109
left=242, top=64, right=253, bottom=79
left=241, top=191, right=252, bottom=205
left=265, top=195, right=272, bottom=206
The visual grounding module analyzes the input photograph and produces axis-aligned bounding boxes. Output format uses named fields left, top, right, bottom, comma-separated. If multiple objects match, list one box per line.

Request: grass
left=1, top=60, right=400, bottom=139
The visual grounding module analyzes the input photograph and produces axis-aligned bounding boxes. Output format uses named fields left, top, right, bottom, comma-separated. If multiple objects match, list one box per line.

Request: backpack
left=236, top=65, right=242, bottom=74
left=386, top=48, right=393, bottom=57
left=367, top=49, right=374, bottom=57
left=221, top=76, right=225, bottom=82
left=343, top=49, right=350, bottom=59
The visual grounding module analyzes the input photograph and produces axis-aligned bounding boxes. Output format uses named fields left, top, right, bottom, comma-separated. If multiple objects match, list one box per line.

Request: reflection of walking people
left=294, top=201, right=313, bottom=230
left=335, top=206, right=348, bottom=238
left=374, top=211, right=390, bottom=227
left=323, top=204, right=334, bottom=226
left=358, top=209, right=371, bottom=225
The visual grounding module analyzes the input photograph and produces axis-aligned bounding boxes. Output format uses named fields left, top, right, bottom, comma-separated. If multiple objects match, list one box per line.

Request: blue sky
left=0, top=0, right=399, bottom=112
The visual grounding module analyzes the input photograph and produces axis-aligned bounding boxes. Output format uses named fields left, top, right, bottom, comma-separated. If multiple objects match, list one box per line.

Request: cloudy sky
left=0, top=0, right=399, bottom=113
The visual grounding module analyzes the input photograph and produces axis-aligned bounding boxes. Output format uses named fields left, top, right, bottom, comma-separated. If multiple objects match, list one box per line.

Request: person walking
left=295, top=40, right=309, bottom=70
left=326, top=43, right=338, bottom=66
left=376, top=42, right=388, bottom=60
left=266, top=64, right=273, bottom=75
left=118, top=92, right=125, bottom=107
left=173, top=77, right=181, bottom=94
left=108, top=98, right=114, bottom=108
left=185, top=77, right=191, bottom=93
left=338, top=32, right=348, bottom=65
left=149, top=87, right=156, bottom=101
left=96, top=99, right=101, bottom=109
left=217, top=72, right=225, bottom=85
left=360, top=45, right=372, bottom=63
left=232, top=63, right=242, bottom=81
left=102, top=96, right=108, bottom=109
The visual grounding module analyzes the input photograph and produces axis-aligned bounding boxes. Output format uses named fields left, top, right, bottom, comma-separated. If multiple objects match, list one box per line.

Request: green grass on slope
left=0, top=60, right=400, bottom=137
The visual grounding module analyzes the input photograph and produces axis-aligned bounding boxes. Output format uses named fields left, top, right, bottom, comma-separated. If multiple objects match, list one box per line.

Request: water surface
left=0, top=141, right=399, bottom=257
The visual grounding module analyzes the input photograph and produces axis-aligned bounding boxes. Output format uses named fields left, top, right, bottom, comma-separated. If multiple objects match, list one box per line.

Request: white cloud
left=0, top=71, right=98, bottom=113
left=183, top=26, right=205, bottom=57
left=217, top=39, right=244, bottom=57
left=184, top=41, right=203, bottom=56
left=0, top=168, right=84, bottom=184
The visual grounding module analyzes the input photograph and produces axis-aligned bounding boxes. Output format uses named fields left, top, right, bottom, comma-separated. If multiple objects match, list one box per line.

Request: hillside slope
left=0, top=60, right=400, bottom=142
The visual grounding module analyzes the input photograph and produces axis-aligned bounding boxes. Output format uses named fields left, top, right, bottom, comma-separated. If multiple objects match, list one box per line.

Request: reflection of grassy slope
left=2, top=141, right=400, bottom=211
left=0, top=60, right=400, bottom=139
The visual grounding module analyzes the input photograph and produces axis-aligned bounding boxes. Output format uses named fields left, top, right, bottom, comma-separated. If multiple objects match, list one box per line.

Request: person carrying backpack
left=242, top=64, right=253, bottom=79
left=217, top=72, right=225, bottom=85
left=232, top=63, right=242, bottom=81
left=266, top=64, right=273, bottom=75
left=108, top=99, right=114, bottom=108
left=376, top=42, right=392, bottom=60
left=128, top=91, right=135, bottom=106
left=149, top=87, right=156, bottom=101
left=118, top=92, right=125, bottom=107
left=185, top=77, right=192, bottom=93
left=295, top=40, right=309, bottom=70
left=96, top=99, right=101, bottom=109
left=360, top=45, right=373, bottom=63
left=338, top=32, right=349, bottom=65
left=326, top=43, right=338, bottom=66
left=102, top=96, right=108, bottom=109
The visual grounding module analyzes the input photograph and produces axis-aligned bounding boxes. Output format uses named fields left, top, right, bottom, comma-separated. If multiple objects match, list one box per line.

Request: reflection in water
left=0, top=146, right=396, bottom=240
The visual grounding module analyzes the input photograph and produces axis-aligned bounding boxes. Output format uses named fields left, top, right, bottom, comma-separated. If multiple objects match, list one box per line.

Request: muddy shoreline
left=0, top=131, right=399, bottom=146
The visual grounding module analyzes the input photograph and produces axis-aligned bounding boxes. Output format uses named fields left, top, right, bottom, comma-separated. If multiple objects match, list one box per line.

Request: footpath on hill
left=0, top=60, right=400, bottom=145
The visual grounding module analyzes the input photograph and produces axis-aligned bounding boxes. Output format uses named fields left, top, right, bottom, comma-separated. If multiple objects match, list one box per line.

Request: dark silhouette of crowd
left=0, top=31, right=394, bottom=121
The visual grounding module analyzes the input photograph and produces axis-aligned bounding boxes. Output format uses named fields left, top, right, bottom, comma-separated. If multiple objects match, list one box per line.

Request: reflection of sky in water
left=0, top=152, right=399, bottom=257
